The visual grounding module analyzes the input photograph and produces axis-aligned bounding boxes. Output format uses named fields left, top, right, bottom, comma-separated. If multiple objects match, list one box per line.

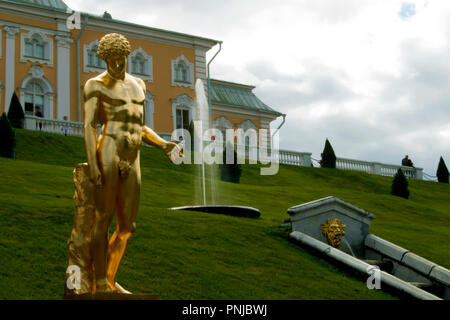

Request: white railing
left=22, top=117, right=424, bottom=179
left=336, top=157, right=423, bottom=180
left=278, top=149, right=312, bottom=167
left=24, top=116, right=100, bottom=137
left=218, top=143, right=312, bottom=167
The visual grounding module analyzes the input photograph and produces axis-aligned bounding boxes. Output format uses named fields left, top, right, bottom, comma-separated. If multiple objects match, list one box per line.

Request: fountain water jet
left=171, top=79, right=260, bottom=219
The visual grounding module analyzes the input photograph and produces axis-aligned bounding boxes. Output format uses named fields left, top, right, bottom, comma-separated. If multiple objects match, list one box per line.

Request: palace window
left=175, top=62, right=188, bottom=82
left=84, top=40, right=106, bottom=73
left=171, top=55, right=194, bottom=88
left=24, top=80, right=45, bottom=117
left=87, top=46, right=104, bottom=68
left=25, top=39, right=45, bottom=59
left=172, top=94, right=194, bottom=137
left=20, top=29, right=53, bottom=66
left=176, top=108, right=190, bottom=130
left=131, top=54, right=145, bottom=74
left=129, top=48, right=153, bottom=82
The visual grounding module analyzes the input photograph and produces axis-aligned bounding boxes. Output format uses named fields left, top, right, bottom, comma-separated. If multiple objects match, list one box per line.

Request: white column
left=4, top=26, right=19, bottom=113
left=56, top=35, right=73, bottom=120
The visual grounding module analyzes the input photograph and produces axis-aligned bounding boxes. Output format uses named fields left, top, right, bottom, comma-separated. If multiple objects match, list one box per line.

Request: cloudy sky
left=65, top=0, right=450, bottom=176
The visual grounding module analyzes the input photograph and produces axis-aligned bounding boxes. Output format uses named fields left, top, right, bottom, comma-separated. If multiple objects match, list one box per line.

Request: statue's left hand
left=163, top=141, right=183, bottom=162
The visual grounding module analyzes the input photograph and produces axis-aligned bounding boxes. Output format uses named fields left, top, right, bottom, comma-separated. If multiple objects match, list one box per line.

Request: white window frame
left=145, top=91, right=154, bottom=129
left=19, top=65, right=55, bottom=119
left=171, top=55, right=194, bottom=89
left=172, top=94, right=194, bottom=132
left=129, top=47, right=153, bottom=82
left=83, top=40, right=106, bottom=73
left=20, top=29, right=54, bottom=66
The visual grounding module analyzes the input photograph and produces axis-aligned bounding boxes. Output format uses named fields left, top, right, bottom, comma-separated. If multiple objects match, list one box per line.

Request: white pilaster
left=194, top=49, right=207, bottom=81
left=56, top=35, right=73, bottom=120
left=4, top=26, right=19, bottom=113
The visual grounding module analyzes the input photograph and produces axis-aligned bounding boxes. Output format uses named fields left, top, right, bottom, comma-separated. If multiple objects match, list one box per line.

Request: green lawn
left=0, top=129, right=448, bottom=299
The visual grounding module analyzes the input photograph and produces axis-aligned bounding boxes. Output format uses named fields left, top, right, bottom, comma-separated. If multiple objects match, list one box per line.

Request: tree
left=220, top=143, right=242, bottom=183
left=7, top=92, right=25, bottom=129
left=436, top=157, right=449, bottom=184
left=391, top=168, right=409, bottom=199
left=0, top=112, right=16, bottom=159
left=188, top=120, right=195, bottom=151
left=320, top=138, right=337, bottom=168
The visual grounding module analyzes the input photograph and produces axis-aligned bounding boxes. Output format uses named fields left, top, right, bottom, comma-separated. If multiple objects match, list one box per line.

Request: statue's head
left=321, top=218, right=346, bottom=247
left=98, top=33, right=131, bottom=79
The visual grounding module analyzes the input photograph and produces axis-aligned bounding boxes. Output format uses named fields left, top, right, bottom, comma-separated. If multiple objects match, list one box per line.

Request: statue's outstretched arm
left=142, top=126, right=182, bottom=161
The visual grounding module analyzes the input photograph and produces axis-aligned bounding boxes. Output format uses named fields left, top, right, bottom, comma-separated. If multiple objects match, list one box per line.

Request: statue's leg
left=92, top=162, right=119, bottom=292
left=106, top=159, right=140, bottom=291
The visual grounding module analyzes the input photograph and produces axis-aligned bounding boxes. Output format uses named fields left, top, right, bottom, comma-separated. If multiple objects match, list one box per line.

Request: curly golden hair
left=97, top=33, right=131, bottom=61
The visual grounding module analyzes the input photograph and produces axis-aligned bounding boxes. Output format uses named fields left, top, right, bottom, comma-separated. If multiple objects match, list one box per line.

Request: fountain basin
left=171, top=205, right=260, bottom=218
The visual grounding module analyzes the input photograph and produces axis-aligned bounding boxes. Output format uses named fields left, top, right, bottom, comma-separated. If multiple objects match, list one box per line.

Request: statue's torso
left=89, top=74, right=146, bottom=163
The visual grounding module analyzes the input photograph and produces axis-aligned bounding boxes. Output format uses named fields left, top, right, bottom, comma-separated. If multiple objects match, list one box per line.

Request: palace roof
left=210, top=79, right=281, bottom=116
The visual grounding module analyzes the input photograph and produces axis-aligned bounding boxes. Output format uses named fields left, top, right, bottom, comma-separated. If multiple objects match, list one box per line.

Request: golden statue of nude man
left=65, top=33, right=181, bottom=296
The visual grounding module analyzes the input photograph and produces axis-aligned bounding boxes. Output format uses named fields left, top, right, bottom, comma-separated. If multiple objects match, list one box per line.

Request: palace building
left=0, top=0, right=282, bottom=144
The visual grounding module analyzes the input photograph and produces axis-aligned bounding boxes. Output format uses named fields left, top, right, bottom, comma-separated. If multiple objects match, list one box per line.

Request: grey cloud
left=247, top=60, right=355, bottom=111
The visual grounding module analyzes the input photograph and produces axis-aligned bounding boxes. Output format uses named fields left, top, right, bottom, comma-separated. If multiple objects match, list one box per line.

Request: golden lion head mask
left=321, top=218, right=346, bottom=247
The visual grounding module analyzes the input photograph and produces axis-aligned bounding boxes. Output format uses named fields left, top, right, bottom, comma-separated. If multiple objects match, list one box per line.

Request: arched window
left=171, top=55, right=194, bottom=88
left=84, top=40, right=106, bottom=73
left=213, top=116, right=234, bottom=143
left=87, top=45, right=103, bottom=68
left=19, top=65, right=55, bottom=119
left=24, top=80, right=45, bottom=117
left=175, top=62, right=188, bottom=82
left=128, top=48, right=153, bottom=82
left=172, top=94, right=194, bottom=135
left=131, top=54, right=145, bottom=75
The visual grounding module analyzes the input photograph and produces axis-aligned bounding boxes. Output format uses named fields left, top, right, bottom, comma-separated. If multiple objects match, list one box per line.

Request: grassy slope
left=0, top=129, right=448, bottom=299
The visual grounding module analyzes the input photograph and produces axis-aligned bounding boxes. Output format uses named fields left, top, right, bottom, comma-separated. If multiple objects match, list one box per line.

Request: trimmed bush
left=436, top=157, right=449, bottom=184
left=220, top=143, right=242, bottom=183
left=320, top=138, right=337, bottom=168
left=7, top=92, right=25, bottom=129
left=0, top=112, right=16, bottom=159
left=391, top=168, right=409, bottom=199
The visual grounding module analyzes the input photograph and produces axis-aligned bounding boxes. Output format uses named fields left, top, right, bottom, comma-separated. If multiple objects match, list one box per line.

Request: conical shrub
left=391, top=168, right=409, bottom=199
left=320, top=138, right=336, bottom=168
left=436, top=157, right=449, bottom=183
left=0, top=112, right=16, bottom=159
left=188, top=120, right=195, bottom=151
left=7, top=92, right=25, bottom=129
left=220, top=143, right=242, bottom=183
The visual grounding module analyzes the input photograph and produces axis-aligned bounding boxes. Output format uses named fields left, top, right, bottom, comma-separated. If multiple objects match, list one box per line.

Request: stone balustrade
left=24, top=116, right=100, bottom=137
left=22, top=117, right=423, bottom=179
left=336, top=157, right=423, bottom=180
left=277, top=149, right=312, bottom=167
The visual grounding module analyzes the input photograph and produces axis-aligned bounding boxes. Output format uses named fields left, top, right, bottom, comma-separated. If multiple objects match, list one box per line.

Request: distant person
left=62, top=116, right=71, bottom=136
left=401, top=155, right=414, bottom=167
left=34, top=107, right=43, bottom=118
left=35, top=107, right=43, bottom=131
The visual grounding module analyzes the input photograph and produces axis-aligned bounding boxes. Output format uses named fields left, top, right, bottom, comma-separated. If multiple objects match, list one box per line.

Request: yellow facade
left=0, top=1, right=280, bottom=140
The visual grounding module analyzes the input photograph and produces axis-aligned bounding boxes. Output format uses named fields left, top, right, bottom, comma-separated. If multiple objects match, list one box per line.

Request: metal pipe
left=77, top=15, right=88, bottom=122
left=207, top=41, right=222, bottom=128
left=271, top=113, right=286, bottom=150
